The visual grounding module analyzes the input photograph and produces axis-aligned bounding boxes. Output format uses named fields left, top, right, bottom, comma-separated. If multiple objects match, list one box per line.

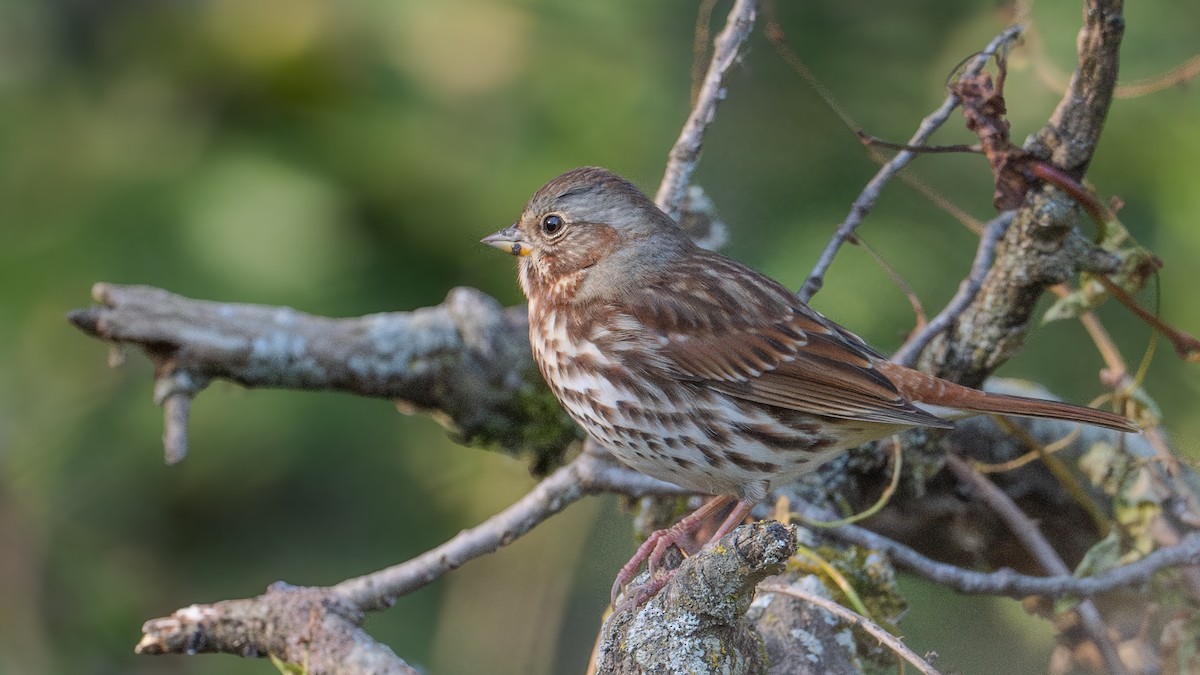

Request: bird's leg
left=619, top=499, right=757, bottom=608
left=609, top=494, right=738, bottom=606
left=704, top=498, right=755, bottom=543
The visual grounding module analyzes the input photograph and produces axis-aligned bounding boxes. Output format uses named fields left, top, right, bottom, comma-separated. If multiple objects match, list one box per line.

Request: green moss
left=457, top=373, right=582, bottom=476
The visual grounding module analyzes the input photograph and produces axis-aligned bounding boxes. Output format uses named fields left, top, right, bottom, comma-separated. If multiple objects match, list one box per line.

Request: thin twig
left=799, top=25, right=1023, bottom=301
left=792, top=500, right=1200, bottom=599
left=758, top=584, right=942, bottom=675
left=152, top=368, right=209, bottom=465
left=1094, top=274, right=1200, bottom=362
left=892, top=212, right=1014, bottom=367
left=690, top=0, right=721, bottom=104
left=946, top=455, right=1129, bottom=675
left=1114, top=54, right=1200, bottom=98
left=655, top=0, right=760, bottom=217
left=856, top=132, right=981, bottom=155
left=1050, top=284, right=1200, bottom=596
left=892, top=169, right=985, bottom=235
left=856, top=237, right=927, bottom=328
left=333, top=446, right=686, bottom=612
left=799, top=436, right=903, bottom=527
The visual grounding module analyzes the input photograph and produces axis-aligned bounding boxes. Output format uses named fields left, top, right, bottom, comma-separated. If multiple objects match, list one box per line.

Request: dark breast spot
left=726, top=452, right=779, bottom=474
left=730, top=422, right=822, bottom=453
left=697, top=444, right=727, bottom=468
left=698, top=420, right=732, bottom=446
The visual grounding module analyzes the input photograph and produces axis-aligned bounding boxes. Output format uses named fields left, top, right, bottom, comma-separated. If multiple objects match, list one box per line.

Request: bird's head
left=482, top=167, right=689, bottom=304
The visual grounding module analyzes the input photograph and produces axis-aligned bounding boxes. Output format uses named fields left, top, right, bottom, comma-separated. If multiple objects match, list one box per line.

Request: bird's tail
left=876, top=361, right=1139, bottom=433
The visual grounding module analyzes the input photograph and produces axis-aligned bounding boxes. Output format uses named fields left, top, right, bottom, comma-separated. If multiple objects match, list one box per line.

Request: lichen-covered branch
left=136, top=583, right=420, bottom=675
left=68, top=282, right=577, bottom=471
left=595, top=521, right=798, bottom=675
left=917, top=0, right=1126, bottom=386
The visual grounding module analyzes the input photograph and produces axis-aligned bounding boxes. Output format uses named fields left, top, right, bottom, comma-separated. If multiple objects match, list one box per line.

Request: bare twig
left=799, top=25, right=1023, bottom=301
left=793, top=500, right=1200, bottom=599
left=893, top=212, right=1014, bottom=367
left=1114, top=54, right=1200, bottom=98
left=152, top=369, right=210, bottom=465
left=758, top=583, right=943, bottom=675
left=856, top=237, right=927, bottom=327
left=1094, top=274, right=1200, bottom=362
left=655, top=0, right=760, bottom=218
left=946, top=455, right=1128, bottom=675
left=138, top=444, right=689, bottom=662
left=333, top=446, right=685, bottom=612
left=855, top=132, right=980, bottom=155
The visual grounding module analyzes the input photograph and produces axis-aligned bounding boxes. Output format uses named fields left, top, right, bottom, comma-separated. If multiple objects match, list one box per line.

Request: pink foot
left=610, top=496, right=754, bottom=607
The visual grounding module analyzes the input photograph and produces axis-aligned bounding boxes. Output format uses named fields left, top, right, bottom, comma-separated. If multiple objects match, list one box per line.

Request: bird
left=482, top=166, right=1137, bottom=605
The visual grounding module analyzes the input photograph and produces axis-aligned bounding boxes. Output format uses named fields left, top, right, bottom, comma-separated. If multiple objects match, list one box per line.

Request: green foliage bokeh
left=1, top=1, right=1198, bottom=674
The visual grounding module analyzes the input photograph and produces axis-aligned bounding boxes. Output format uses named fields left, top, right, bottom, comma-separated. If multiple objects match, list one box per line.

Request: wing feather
left=622, top=252, right=951, bottom=429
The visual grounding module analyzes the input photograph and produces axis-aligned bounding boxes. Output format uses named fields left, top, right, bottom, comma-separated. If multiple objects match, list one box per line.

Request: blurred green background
left=2, top=1, right=1198, bottom=673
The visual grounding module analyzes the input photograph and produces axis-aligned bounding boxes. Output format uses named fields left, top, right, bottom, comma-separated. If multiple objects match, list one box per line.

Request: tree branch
left=799, top=25, right=1024, bottom=302
left=134, top=446, right=690, bottom=666
left=946, top=454, right=1127, bottom=675
left=654, top=0, right=760, bottom=218
left=596, top=521, right=797, bottom=674
left=67, top=282, right=576, bottom=470
left=333, top=446, right=686, bottom=613
left=917, top=0, right=1126, bottom=386
left=136, top=583, right=420, bottom=675
left=795, top=500, right=1200, bottom=600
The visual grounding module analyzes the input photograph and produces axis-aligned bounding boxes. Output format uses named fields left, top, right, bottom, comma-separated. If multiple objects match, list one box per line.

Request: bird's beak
left=481, top=224, right=532, bottom=257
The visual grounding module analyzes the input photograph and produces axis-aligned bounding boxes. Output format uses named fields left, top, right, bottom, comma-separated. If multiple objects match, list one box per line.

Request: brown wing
left=624, top=251, right=952, bottom=429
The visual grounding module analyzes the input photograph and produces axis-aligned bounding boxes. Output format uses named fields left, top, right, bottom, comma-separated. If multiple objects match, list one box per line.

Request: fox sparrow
left=483, top=166, right=1137, bottom=604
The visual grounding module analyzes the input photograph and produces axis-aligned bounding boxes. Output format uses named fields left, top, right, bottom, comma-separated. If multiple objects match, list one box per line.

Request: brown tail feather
left=876, top=361, right=1139, bottom=433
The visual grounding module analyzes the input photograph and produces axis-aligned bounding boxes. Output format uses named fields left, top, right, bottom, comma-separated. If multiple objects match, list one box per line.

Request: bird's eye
left=541, top=214, right=565, bottom=236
